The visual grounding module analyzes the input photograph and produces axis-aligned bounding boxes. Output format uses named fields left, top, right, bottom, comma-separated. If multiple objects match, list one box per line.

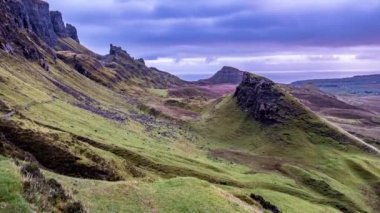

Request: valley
left=0, top=0, right=379, bottom=213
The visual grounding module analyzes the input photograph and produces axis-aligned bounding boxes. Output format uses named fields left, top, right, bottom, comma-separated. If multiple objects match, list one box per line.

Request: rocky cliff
left=234, top=72, right=304, bottom=124
left=65, top=23, right=79, bottom=43
left=197, top=66, right=244, bottom=85
left=2, top=0, right=79, bottom=47
left=50, top=11, right=67, bottom=37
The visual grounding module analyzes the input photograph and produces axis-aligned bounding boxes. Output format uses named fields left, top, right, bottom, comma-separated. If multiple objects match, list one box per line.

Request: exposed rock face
left=50, top=11, right=80, bottom=43
left=0, top=0, right=42, bottom=60
left=0, top=0, right=79, bottom=48
left=50, top=11, right=67, bottom=37
left=20, top=0, right=57, bottom=46
left=234, top=72, right=303, bottom=124
left=66, top=23, right=79, bottom=43
left=7, top=0, right=30, bottom=29
left=197, top=66, right=244, bottom=85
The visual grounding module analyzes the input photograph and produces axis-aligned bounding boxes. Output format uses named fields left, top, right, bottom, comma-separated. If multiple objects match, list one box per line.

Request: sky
left=47, top=0, right=380, bottom=82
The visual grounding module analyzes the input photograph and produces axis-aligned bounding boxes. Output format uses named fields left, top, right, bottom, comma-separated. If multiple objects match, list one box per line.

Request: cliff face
left=2, top=0, right=79, bottom=47
left=65, top=24, right=79, bottom=43
left=197, top=66, right=244, bottom=85
left=234, top=72, right=304, bottom=124
left=50, top=11, right=67, bottom=37
left=22, top=0, right=57, bottom=46
left=50, top=12, right=80, bottom=43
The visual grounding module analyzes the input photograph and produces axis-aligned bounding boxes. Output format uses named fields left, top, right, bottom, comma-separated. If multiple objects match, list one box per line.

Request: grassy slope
left=0, top=54, right=258, bottom=212
left=194, top=96, right=380, bottom=212
left=0, top=157, right=31, bottom=213
left=0, top=51, right=379, bottom=212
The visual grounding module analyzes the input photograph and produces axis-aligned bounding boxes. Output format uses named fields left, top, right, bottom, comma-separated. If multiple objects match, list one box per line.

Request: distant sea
left=178, top=71, right=380, bottom=84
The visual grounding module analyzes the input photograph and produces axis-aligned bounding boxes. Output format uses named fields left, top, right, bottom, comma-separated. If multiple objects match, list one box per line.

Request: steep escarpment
left=4, top=0, right=79, bottom=47
left=50, top=11, right=80, bottom=43
left=0, top=0, right=51, bottom=63
left=9, top=0, right=57, bottom=46
left=0, top=0, right=80, bottom=67
left=65, top=23, right=79, bottom=43
left=234, top=72, right=305, bottom=124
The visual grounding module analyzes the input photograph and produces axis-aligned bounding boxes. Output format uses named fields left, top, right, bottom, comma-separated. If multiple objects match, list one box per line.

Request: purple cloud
left=46, top=0, right=380, bottom=80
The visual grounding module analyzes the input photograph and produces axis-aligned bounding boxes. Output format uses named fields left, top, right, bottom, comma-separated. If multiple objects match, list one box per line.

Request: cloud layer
left=47, top=0, right=380, bottom=81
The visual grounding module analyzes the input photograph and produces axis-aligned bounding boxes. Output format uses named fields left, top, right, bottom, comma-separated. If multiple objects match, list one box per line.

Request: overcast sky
left=47, top=0, right=380, bottom=82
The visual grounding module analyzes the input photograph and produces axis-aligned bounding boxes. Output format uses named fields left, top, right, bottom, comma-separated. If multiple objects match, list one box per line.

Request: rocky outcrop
left=66, top=24, right=79, bottom=43
left=234, top=72, right=304, bottom=124
left=197, top=66, right=244, bottom=85
left=19, top=0, right=58, bottom=46
left=0, top=0, right=79, bottom=48
left=50, top=11, right=67, bottom=37
left=109, top=44, right=134, bottom=60
left=50, top=12, right=80, bottom=43
left=0, top=0, right=42, bottom=59
left=104, top=44, right=186, bottom=88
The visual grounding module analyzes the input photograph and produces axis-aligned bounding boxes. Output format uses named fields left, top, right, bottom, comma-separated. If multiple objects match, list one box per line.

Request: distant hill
left=291, top=74, right=380, bottom=95
left=196, top=66, right=244, bottom=85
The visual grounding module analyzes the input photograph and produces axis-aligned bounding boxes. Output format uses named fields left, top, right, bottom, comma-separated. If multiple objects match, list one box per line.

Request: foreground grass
left=46, top=171, right=256, bottom=213
left=0, top=157, right=30, bottom=213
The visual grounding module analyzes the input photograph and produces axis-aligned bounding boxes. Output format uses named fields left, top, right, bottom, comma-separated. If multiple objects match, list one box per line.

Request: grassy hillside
left=0, top=0, right=379, bottom=211
left=194, top=96, right=380, bottom=212
left=0, top=49, right=379, bottom=212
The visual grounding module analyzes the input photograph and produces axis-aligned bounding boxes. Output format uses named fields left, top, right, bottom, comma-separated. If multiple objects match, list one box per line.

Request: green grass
left=148, top=88, right=168, bottom=97
left=253, top=189, right=340, bottom=213
left=1, top=54, right=380, bottom=212
left=0, top=157, right=30, bottom=213
left=45, top=171, right=256, bottom=213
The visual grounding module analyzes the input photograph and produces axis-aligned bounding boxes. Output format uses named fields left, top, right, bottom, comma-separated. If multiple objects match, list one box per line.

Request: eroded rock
left=234, top=72, right=304, bottom=124
left=50, top=11, right=68, bottom=37
left=66, top=23, right=79, bottom=43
